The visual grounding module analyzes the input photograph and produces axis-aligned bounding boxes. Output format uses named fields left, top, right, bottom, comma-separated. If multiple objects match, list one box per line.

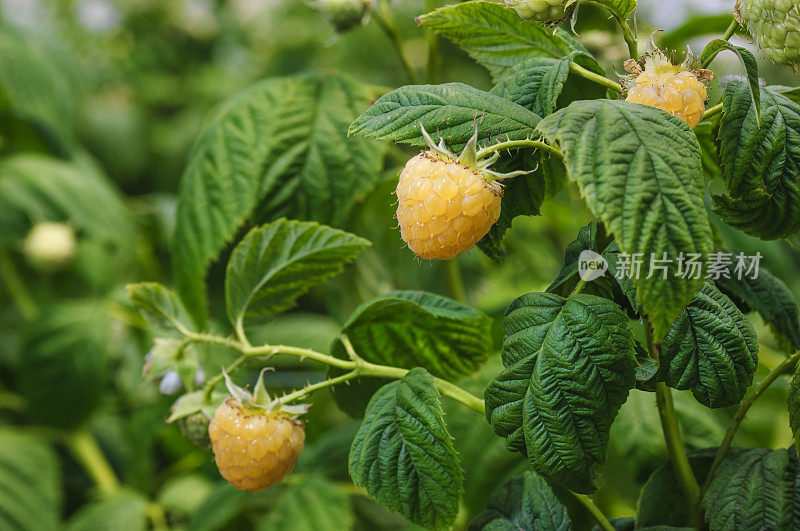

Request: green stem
left=618, top=17, right=638, bottom=59
left=476, top=139, right=564, bottom=161
left=700, top=19, right=739, bottom=69
left=443, top=259, right=467, bottom=303
left=573, top=278, right=588, bottom=295
left=373, top=1, right=419, bottom=84
left=697, top=351, right=800, bottom=512
left=569, top=62, right=622, bottom=93
left=65, top=429, right=120, bottom=495
left=573, top=493, right=615, bottom=531
left=146, top=503, right=168, bottom=531
left=702, top=102, right=723, bottom=121
left=656, top=381, right=700, bottom=511
left=0, top=248, right=37, bottom=321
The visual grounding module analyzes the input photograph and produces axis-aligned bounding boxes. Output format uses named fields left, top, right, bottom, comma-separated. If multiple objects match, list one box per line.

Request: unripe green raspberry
left=505, top=0, right=574, bottom=24
left=316, top=0, right=372, bottom=33
left=180, top=413, right=211, bottom=447
left=737, top=0, right=800, bottom=69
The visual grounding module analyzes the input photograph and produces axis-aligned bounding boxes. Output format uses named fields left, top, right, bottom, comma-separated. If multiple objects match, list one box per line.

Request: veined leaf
left=701, top=40, right=760, bottom=121
left=417, top=1, right=586, bottom=80
left=469, top=471, right=571, bottom=530
left=173, top=72, right=384, bottom=325
left=0, top=430, right=61, bottom=531
left=349, top=83, right=540, bottom=152
left=704, top=448, right=799, bottom=530
left=225, top=220, right=369, bottom=328
left=484, top=292, right=637, bottom=493
left=331, top=290, right=493, bottom=416
left=789, top=364, right=800, bottom=452
left=66, top=490, right=148, bottom=531
left=537, top=100, right=713, bottom=340
left=589, top=0, right=637, bottom=19
left=349, top=368, right=462, bottom=530
left=713, top=81, right=800, bottom=239
left=127, top=282, right=196, bottom=334
left=257, top=475, right=353, bottom=531
left=659, top=282, right=758, bottom=408
left=716, top=260, right=800, bottom=350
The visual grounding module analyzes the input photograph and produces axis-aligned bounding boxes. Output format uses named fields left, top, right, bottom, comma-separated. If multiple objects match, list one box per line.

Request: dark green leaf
left=66, top=490, right=148, bottom=531
left=469, top=471, right=571, bottom=530
left=660, top=282, right=758, bottom=408
left=257, top=475, right=353, bottom=531
left=0, top=430, right=61, bottom=531
left=187, top=483, right=248, bottom=531
left=417, top=1, right=587, bottom=80
left=172, top=72, right=383, bottom=325
left=713, top=82, right=800, bottom=239
left=349, top=83, right=540, bottom=152
left=349, top=368, right=462, bottom=530
left=789, top=364, right=800, bottom=452
left=485, top=292, right=637, bottom=493
left=331, top=291, right=493, bottom=417
left=537, top=100, right=713, bottom=340
left=127, top=282, right=196, bottom=334
left=225, top=220, right=369, bottom=327
left=701, top=40, right=760, bottom=121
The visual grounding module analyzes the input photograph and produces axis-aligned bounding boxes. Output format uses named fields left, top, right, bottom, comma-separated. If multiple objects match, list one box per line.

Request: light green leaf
left=700, top=40, right=760, bottom=121
left=158, top=474, right=214, bottom=516
left=469, top=471, right=571, bottom=530
left=716, top=260, right=800, bottom=350
left=713, top=81, right=800, bottom=239
left=349, top=368, right=462, bottom=530
left=349, top=83, right=540, bottom=152
left=589, top=0, right=637, bottom=19
left=0, top=430, right=61, bottom=531
left=660, top=282, right=758, bottom=408
left=17, top=301, right=110, bottom=428
left=537, top=100, right=713, bottom=340
left=484, top=292, right=637, bottom=493
left=418, top=0, right=587, bottom=80
left=0, top=26, right=78, bottom=153
left=331, top=291, right=493, bottom=417
left=0, top=154, right=135, bottom=247
left=789, top=364, right=800, bottom=451
left=173, top=72, right=384, bottom=325
left=257, top=475, right=353, bottom=531
left=187, top=483, right=248, bottom=531
left=225, top=219, right=369, bottom=328
left=66, top=490, right=148, bottom=531
left=704, top=448, right=798, bottom=530
left=127, top=282, right=196, bottom=334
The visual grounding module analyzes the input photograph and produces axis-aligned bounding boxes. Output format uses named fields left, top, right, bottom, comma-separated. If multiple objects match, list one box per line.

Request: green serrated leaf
left=701, top=40, right=760, bottom=121
left=17, top=301, right=110, bottom=428
left=0, top=430, right=61, bottom=531
left=418, top=1, right=587, bottom=80
left=713, top=81, right=800, bottom=239
left=469, top=470, right=571, bottom=530
left=349, top=368, right=462, bottom=530
left=590, top=0, right=637, bottom=19
left=331, top=290, right=493, bottom=417
left=537, top=99, right=713, bottom=340
left=715, top=259, right=800, bottom=350
left=172, top=71, right=384, bottom=325
left=225, top=219, right=369, bottom=328
left=659, top=282, right=758, bottom=408
left=66, top=490, right=149, bottom=531
left=789, top=365, right=800, bottom=452
left=485, top=292, right=637, bottom=493
left=349, top=83, right=540, bottom=152
left=127, top=282, right=196, bottom=334
left=704, top=448, right=798, bottom=530
left=257, top=475, right=353, bottom=531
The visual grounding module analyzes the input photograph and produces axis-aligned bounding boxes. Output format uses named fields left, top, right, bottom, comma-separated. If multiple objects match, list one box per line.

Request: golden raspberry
left=623, top=48, right=714, bottom=129
left=209, top=398, right=305, bottom=492
left=396, top=152, right=502, bottom=260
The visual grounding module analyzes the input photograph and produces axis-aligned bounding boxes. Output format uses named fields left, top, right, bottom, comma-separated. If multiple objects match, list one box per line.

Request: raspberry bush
left=4, top=0, right=800, bottom=529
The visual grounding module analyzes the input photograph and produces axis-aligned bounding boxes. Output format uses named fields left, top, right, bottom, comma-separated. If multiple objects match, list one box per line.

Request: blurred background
left=0, top=0, right=799, bottom=529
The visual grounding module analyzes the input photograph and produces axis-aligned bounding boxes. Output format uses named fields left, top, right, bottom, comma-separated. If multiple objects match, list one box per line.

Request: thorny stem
left=701, top=19, right=740, bottom=69
left=573, top=493, right=615, bottom=531
left=696, top=350, right=800, bottom=521
left=443, top=259, right=467, bottom=303
left=644, top=321, right=701, bottom=515
left=192, top=332, right=486, bottom=414
left=476, top=139, right=564, bottom=161
left=373, top=1, right=419, bottom=84
left=569, top=62, right=622, bottom=93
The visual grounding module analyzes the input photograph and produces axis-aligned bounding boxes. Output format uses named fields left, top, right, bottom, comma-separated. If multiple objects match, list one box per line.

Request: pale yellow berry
left=626, top=67, right=709, bottom=128
left=209, top=398, right=305, bottom=492
left=395, top=152, right=503, bottom=260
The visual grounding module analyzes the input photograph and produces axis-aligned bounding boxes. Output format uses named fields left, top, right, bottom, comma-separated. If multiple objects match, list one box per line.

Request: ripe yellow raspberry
left=623, top=48, right=714, bottom=129
left=209, top=397, right=305, bottom=492
left=396, top=153, right=502, bottom=260
left=395, top=126, right=526, bottom=261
